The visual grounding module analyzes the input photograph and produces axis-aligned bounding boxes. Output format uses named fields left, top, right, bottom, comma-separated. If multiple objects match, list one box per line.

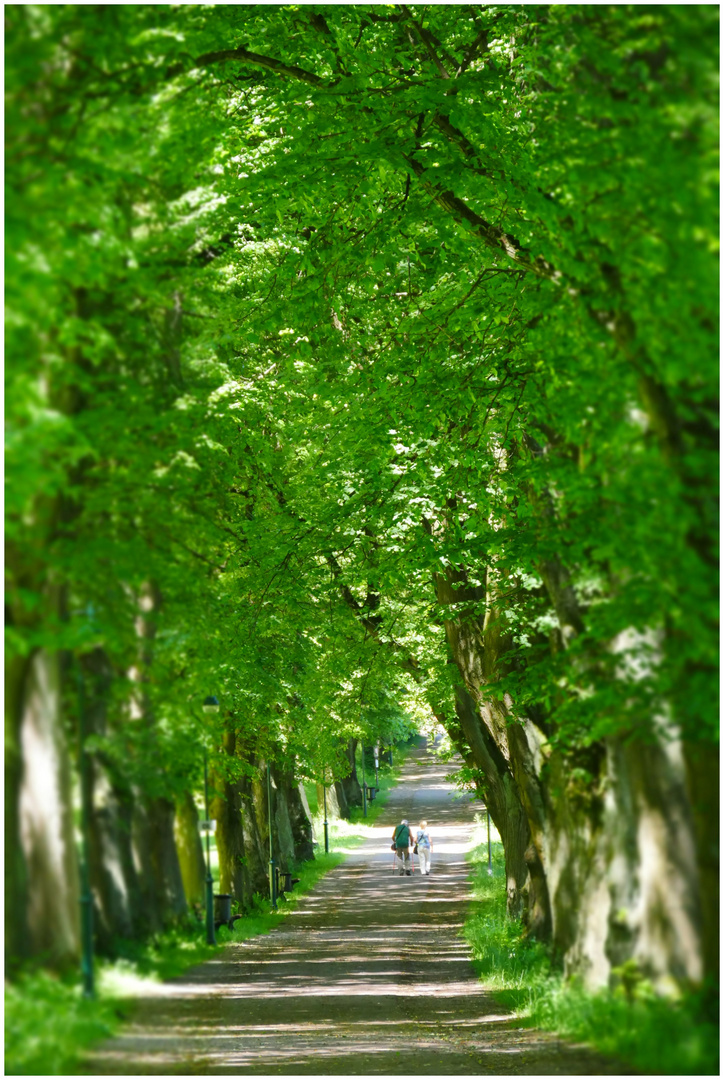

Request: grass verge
left=5, top=969, right=120, bottom=1077
left=463, top=816, right=719, bottom=1075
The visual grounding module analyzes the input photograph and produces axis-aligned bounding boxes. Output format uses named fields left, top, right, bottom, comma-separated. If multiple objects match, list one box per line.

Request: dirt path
left=84, top=744, right=630, bottom=1075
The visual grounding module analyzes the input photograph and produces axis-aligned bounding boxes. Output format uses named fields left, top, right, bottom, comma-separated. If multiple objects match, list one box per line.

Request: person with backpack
left=415, top=820, right=433, bottom=875
left=392, top=818, right=413, bottom=875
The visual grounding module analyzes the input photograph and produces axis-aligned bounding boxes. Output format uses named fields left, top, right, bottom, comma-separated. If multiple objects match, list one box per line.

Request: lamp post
left=267, top=763, right=277, bottom=910
left=486, top=806, right=493, bottom=876
left=202, top=695, right=219, bottom=944
left=323, top=770, right=329, bottom=854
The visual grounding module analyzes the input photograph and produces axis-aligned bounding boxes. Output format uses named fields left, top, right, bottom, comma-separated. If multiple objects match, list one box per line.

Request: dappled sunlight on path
left=83, top=744, right=627, bottom=1075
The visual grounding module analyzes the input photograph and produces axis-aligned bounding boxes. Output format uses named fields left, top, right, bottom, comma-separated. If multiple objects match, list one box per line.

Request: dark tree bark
left=88, top=777, right=136, bottom=947
left=245, top=767, right=273, bottom=900
left=130, top=584, right=187, bottom=925
left=211, top=731, right=245, bottom=902
left=681, top=743, right=719, bottom=983
left=131, top=794, right=187, bottom=927
left=337, top=737, right=363, bottom=810
left=333, top=780, right=350, bottom=819
left=273, top=765, right=315, bottom=864
left=148, top=796, right=188, bottom=920
left=252, top=762, right=276, bottom=895
left=80, top=648, right=142, bottom=950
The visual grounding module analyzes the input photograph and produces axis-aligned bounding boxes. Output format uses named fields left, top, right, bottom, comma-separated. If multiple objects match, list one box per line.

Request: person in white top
left=415, top=820, right=433, bottom=875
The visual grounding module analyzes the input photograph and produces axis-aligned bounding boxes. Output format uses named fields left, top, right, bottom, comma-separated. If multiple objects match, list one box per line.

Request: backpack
left=394, top=824, right=410, bottom=848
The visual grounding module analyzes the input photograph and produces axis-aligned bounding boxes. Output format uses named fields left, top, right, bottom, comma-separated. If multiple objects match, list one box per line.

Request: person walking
left=392, top=818, right=413, bottom=875
left=415, top=820, right=433, bottom=875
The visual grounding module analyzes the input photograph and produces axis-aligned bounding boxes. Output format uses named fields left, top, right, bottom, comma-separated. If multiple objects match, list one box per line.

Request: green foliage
left=528, top=977, right=719, bottom=1076
left=5, top=970, right=120, bottom=1076
left=464, top=826, right=719, bottom=1075
left=4, top=4, right=718, bottom=995
left=306, top=738, right=412, bottom=843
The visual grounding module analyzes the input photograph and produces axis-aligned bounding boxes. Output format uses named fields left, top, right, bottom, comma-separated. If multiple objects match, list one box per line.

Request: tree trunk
left=211, top=732, right=245, bottom=902
left=274, top=767, right=315, bottom=864
left=146, top=796, right=187, bottom=920
left=113, top=784, right=145, bottom=934
left=127, top=584, right=186, bottom=924
left=17, top=649, right=80, bottom=968
left=681, top=741, right=719, bottom=983
left=337, top=737, right=363, bottom=810
left=5, top=652, right=32, bottom=971
left=174, top=790, right=206, bottom=908
left=80, top=648, right=144, bottom=950
left=270, top=764, right=296, bottom=869
left=131, top=797, right=163, bottom=933
left=251, top=764, right=275, bottom=898
left=298, top=782, right=317, bottom=845
left=87, top=769, right=136, bottom=949
left=333, top=780, right=350, bottom=819
left=132, top=794, right=188, bottom=929
left=440, top=562, right=705, bottom=989
left=243, top=769, right=272, bottom=901
left=434, top=556, right=545, bottom=929
left=452, top=685, right=533, bottom=924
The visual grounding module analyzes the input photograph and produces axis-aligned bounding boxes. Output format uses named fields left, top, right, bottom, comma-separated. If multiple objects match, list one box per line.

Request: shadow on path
left=83, top=743, right=630, bottom=1075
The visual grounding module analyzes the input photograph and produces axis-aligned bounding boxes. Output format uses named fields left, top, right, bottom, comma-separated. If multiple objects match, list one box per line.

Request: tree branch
left=404, top=154, right=556, bottom=279
left=184, top=47, right=327, bottom=87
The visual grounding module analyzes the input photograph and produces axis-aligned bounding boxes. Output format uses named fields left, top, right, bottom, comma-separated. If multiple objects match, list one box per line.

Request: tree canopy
left=5, top=4, right=718, bottom=987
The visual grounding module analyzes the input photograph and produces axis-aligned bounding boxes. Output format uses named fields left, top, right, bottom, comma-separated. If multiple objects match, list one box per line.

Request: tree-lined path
left=84, top=743, right=624, bottom=1076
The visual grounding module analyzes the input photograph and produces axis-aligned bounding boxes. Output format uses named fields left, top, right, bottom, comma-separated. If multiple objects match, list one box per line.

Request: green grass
left=463, top=816, right=719, bottom=1075
left=5, top=969, right=120, bottom=1076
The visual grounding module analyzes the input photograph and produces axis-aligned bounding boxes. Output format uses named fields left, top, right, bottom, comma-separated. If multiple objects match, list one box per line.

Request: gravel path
left=83, top=743, right=632, bottom=1075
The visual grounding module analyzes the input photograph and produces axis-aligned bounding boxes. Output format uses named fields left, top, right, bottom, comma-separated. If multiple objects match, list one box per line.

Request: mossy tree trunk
left=130, top=584, right=187, bottom=926
left=337, top=737, right=362, bottom=811
left=211, top=731, right=246, bottom=902
left=272, top=764, right=315, bottom=865
left=439, top=557, right=705, bottom=989
left=175, top=790, right=206, bottom=909
left=80, top=648, right=145, bottom=950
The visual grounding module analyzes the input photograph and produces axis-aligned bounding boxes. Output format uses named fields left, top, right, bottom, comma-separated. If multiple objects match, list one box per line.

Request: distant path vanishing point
left=83, top=742, right=628, bottom=1075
